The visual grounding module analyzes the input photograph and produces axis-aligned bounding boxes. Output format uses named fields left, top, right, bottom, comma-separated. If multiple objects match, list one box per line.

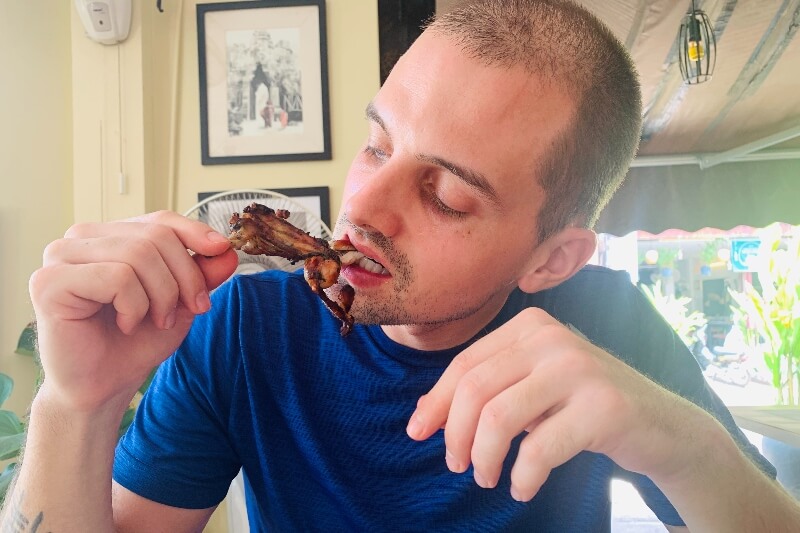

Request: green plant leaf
left=119, top=407, right=136, bottom=438
left=0, top=410, right=23, bottom=437
left=15, top=322, right=37, bottom=357
left=0, top=433, right=25, bottom=461
left=639, top=280, right=706, bottom=347
left=138, top=370, right=155, bottom=396
left=0, top=462, right=17, bottom=504
left=0, top=374, right=12, bottom=407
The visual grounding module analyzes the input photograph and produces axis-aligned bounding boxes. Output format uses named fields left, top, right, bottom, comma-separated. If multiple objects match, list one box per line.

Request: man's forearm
left=653, top=416, right=800, bottom=532
left=0, top=387, right=128, bottom=533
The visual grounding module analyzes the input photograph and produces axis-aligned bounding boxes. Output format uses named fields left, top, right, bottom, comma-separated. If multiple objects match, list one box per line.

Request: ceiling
left=437, top=0, right=800, bottom=160
left=577, top=0, right=800, bottom=234
left=579, top=0, right=800, bottom=161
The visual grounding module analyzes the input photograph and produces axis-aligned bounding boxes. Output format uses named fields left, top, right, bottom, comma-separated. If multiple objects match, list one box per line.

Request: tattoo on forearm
left=29, top=512, right=44, bottom=533
left=3, top=510, right=46, bottom=533
left=1, top=492, right=49, bottom=533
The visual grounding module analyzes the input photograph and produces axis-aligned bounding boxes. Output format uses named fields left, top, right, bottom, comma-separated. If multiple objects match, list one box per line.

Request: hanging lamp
left=677, top=0, right=716, bottom=84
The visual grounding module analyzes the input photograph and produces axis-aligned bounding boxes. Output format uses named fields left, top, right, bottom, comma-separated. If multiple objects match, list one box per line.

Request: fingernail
left=164, top=309, right=177, bottom=330
left=196, top=291, right=211, bottom=313
left=474, top=471, right=492, bottom=489
left=510, top=486, right=524, bottom=502
left=406, top=413, right=424, bottom=438
left=207, top=231, right=229, bottom=243
left=445, top=449, right=463, bottom=473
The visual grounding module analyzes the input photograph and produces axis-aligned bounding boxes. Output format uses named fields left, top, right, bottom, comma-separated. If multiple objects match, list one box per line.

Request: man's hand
left=406, top=307, right=705, bottom=502
left=0, top=211, right=238, bottom=533
left=29, top=210, right=238, bottom=414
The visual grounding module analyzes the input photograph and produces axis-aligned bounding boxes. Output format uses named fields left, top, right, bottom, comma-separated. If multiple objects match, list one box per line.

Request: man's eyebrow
left=364, top=102, right=389, bottom=138
left=418, top=154, right=501, bottom=209
left=365, top=101, right=501, bottom=209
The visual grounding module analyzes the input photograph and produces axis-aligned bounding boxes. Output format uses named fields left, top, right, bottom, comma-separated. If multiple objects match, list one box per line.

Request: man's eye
left=364, top=145, right=388, bottom=160
left=428, top=192, right=467, bottom=219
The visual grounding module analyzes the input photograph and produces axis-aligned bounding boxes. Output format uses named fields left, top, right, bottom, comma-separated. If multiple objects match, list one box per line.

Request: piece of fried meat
left=228, top=203, right=356, bottom=335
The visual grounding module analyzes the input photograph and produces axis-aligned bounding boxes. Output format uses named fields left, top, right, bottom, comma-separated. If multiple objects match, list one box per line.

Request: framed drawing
left=197, top=0, right=331, bottom=165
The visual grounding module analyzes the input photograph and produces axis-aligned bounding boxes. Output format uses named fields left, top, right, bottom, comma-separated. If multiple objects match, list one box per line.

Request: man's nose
left=344, top=162, right=408, bottom=238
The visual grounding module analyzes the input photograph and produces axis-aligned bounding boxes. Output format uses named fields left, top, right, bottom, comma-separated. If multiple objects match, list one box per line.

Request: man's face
left=331, top=32, right=575, bottom=347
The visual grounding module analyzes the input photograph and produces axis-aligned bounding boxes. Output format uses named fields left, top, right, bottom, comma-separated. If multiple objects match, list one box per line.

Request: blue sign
left=730, top=239, right=760, bottom=272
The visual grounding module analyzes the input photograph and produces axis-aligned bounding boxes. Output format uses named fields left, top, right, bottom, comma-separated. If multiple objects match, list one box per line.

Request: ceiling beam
left=632, top=123, right=800, bottom=168
left=631, top=148, right=800, bottom=168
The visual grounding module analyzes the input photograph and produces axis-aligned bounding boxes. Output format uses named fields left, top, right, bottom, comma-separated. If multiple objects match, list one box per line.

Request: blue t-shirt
left=113, top=266, right=774, bottom=532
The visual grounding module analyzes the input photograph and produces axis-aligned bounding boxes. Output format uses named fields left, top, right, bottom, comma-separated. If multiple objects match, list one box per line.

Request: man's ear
left=517, top=228, right=597, bottom=293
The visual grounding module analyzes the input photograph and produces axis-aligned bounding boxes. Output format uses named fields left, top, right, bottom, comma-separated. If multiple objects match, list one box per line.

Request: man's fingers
left=509, top=403, right=590, bottom=502
left=194, top=247, right=239, bottom=291
left=406, top=346, right=490, bottom=441
left=468, top=369, right=567, bottom=489
left=132, top=211, right=234, bottom=257
left=408, top=309, right=559, bottom=442
left=67, top=212, right=232, bottom=259
left=54, top=215, right=236, bottom=321
left=44, top=236, right=187, bottom=328
left=30, top=263, right=150, bottom=334
left=441, top=346, right=530, bottom=473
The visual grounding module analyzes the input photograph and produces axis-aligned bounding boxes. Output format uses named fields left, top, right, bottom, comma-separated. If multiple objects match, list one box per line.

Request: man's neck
left=380, top=293, right=509, bottom=352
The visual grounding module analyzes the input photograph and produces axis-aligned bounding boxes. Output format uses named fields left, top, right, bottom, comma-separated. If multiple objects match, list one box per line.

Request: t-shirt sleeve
left=113, top=279, right=244, bottom=509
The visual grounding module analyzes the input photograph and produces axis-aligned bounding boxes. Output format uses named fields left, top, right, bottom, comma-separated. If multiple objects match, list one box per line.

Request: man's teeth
left=339, top=251, right=388, bottom=274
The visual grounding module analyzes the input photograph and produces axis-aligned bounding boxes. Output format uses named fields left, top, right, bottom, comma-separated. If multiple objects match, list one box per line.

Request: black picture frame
left=377, top=0, right=435, bottom=85
left=197, top=185, right=331, bottom=227
left=197, top=0, right=331, bottom=165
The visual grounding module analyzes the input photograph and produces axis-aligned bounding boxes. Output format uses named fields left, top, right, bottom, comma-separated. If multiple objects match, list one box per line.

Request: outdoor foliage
left=729, top=224, right=800, bottom=405
left=639, top=280, right=707, bottom=348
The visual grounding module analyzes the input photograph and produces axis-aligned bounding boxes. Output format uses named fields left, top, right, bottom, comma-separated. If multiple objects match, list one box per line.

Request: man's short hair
left=427, top=0, right=643, bottom=243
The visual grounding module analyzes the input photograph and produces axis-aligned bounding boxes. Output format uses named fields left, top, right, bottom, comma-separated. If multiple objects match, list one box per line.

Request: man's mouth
left=339, top=250, right=389, bottom=275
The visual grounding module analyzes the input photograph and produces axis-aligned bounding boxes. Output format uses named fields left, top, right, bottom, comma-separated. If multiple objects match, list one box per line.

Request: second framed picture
left=197, top=0, right=331, bottom=165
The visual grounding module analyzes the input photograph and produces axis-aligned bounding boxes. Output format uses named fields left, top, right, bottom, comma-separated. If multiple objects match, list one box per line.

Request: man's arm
left=0, top=211, right=237, bottom=531
left=0, top=389, right=215, bottom=533
left=651, top=411, right=800, bottom=533
left=113, top=482, right=216, bottom=533
left=408, top=308, right=800, bottom=532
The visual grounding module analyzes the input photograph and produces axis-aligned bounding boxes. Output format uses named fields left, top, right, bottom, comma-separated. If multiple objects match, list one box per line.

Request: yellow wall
left=0, top=2, right=73, bottom=415
left=70, top=0, right=380, bottom=223
left=3, top=1, right=379, bottom=531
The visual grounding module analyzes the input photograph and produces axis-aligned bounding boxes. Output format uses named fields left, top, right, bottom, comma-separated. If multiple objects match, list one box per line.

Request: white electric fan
left=182, top=188, right=334, bottom=278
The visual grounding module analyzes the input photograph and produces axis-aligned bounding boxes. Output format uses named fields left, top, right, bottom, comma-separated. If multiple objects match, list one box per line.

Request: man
left=3, top=0, right=800, bottom=531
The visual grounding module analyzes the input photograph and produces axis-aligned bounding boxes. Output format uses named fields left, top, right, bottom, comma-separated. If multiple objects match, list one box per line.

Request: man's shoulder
left=532, top=265, right=636, bottom=309
left=221, top=269, right=316, bottom=305
left=227, top=268, right=307, bottom=290
left=498, top=265, right=647, bottom=345
left=201, top=268, right=325, bottom=340
left=562, top=264, right=634, bottom=288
